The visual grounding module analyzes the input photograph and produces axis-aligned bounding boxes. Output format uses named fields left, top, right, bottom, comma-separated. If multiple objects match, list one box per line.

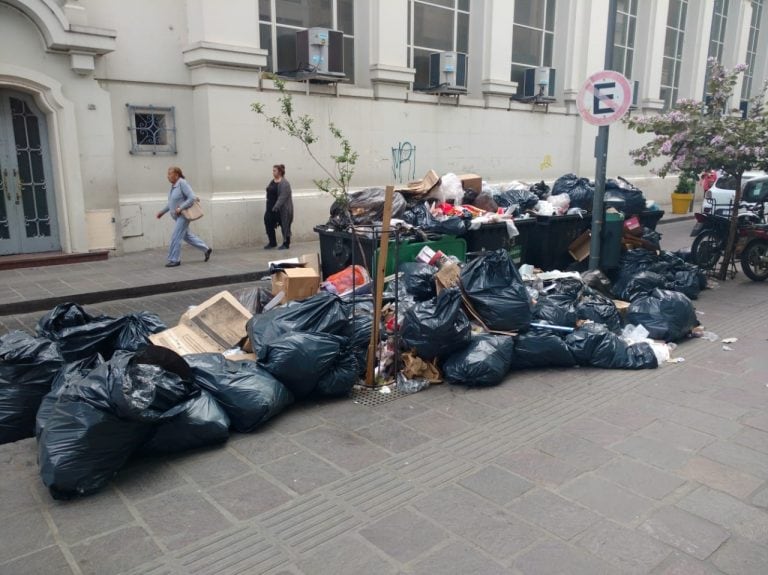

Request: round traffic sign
left=577, top=70, right=632, bottom=126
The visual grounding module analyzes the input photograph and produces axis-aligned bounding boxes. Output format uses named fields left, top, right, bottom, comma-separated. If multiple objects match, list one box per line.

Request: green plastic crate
left=374, top=236, right=467, bottom=277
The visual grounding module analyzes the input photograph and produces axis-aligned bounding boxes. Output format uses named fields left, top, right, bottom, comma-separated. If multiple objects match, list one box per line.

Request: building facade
left=0, top=0, right=766, bottom=255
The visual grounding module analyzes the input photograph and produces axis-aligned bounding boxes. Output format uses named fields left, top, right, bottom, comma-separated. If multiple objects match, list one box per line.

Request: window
left=660, top=0, right=688, bottom=110
left=259, top=0, right=355, bottom=82
left=511, top=0, right=556, bottom=94
left=704, top=0, right=729, bottom=97
left=127, top=105, right=176, bottom=155
left=408, top=0, right=470, bottom=90
left=741, top=0, right=764, bottom=101
left=611, top=0, right=637, bottom=80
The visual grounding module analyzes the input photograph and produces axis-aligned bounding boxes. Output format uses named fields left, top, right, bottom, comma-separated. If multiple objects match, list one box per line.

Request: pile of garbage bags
left=611, top=249, right=707, bottom=301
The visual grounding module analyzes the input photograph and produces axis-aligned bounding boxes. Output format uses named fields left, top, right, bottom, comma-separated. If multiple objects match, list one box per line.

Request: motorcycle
left=740, top=224, right=768, bottom=281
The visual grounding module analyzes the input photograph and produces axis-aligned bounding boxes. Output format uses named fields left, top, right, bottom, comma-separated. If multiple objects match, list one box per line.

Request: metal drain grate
left=349, top=385, right=411, bottom=407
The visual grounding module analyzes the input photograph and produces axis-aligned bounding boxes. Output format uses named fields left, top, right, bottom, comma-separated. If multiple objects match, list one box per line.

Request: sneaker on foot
left=264, top=243, right=277, bottom=250
left=165, top=261, right=180, bottom=267
left=204, top=248, right=212, bottom=262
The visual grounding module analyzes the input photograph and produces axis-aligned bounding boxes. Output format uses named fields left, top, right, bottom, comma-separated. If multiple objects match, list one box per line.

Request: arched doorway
left=0, top=89, right=59, bottom=255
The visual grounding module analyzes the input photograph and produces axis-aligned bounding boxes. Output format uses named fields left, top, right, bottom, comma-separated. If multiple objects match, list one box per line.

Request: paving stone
left=596, top=458, right=686, bottom=500
left=711, top=387, right=768, bottom=410
left=264, top=407, right=324, bottom=435
left=614, top=436, right=692, bottom=470
left=0, top=509, right=53, bottom=562
left=48, top=488, right=134, bottom=545
left=356, top=419, right=432, bottom=454
left=207, top=472, right=293, bottom=521
left=701, top=441, right=768, bottom=479
left=410, top=541, right=508, bottom=575
left=169, top=447, right=253, bottom=488
left=640, top=506, right=731, bottom=560
left=560, top=475, right=654, bottom=525
left=743, top=412, right=768, bottom=433
left=358, top=508, right=447, bottom=563
left=262, top=451, right=345, bottom=495
left=678, top=457, right=764, bottom=500
left=560, top=417, right=632, bottom=447
left=458, top=465, right=534, bottom=506
left=424, top=393, right=499, bottom=424
left=402, top=410, right=470, bottom=439
left=751, top=484, right=768, bottom=508
left=639, top=420, right=716, bottom=452
left=495, top=448, right=582, bottom=488
left=592, top=404, right=656, bottom=431
left=577, top=520, right=671, bottom=574
left=112, top=460, right=188, bottom=502
left=0, top=545, right=74, bottom=575
left=295, top=534, right=397, bottom=575
left=293, top=425, right=390, bottom=473
left=507, top=488, right=601, bottom=540
left=413, top=485, right=542, bottom=561
left=652, top=550, right=729, bottom=575
left=313, top=399, right=384, bottom=431
left=135, top=487, right=233, bottom=551
left=71, top=525, right=162, bottom=575
left=535, top=432, right=615, bottom=472
left=374, top=398, right=431, bottom=421
left=0, top=471, right=40, bottom=518
left=732, top=427, right=768, bottom=456
left=711, top=537, right=768, bottom=575
left=677, top=486, right=768, bottom=545
left=660, top=404, right=742, bottom=438
left=229, top=433, right=303, bottom=465
left=515, top=538, right=620, bottom=575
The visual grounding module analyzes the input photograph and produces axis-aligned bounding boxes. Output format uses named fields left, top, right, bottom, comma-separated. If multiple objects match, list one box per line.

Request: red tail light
left=695, top=213, right=707, bottom=222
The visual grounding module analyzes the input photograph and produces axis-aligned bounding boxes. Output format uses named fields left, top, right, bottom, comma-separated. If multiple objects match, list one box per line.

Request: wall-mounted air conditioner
left=295, top=27, right=344, bottom=77
left=522, top=67, right=556, bottom=98
left=429, top=51, right=468, bottom=92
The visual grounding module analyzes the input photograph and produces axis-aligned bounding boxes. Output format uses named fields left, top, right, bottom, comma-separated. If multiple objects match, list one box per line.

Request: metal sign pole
left=588, top=0, right=618, bottom=271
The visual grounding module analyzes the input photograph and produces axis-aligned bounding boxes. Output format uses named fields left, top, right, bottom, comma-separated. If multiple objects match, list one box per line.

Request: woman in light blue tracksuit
left=156, top=166, right=212, bottom=267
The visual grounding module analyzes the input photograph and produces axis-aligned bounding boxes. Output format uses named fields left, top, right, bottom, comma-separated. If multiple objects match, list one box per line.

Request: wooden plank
left=365, top=186, right=395, bottom=386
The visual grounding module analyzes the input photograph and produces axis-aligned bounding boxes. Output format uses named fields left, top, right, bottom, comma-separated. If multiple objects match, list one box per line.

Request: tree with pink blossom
left=625, top=59, right=768, bottom=279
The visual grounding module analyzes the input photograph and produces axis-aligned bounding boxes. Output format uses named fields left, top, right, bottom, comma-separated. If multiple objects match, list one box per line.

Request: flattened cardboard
left=271, top=267, right=320, bottom=302
left=456, top=173, right=482, bottom=194
left=569, top=230, right=591, bottom=262
left=435, top=262, right=461, bottom=294
left=613, top=299, right=630, bottom=318
left=150, top=324, right=226, bottom=355
left=179, top=291, right=253, bottom=350
left=402, top=169, right=440, bottom=195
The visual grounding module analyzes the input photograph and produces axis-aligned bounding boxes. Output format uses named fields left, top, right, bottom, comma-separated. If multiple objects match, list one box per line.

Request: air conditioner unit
left=630, top=80, right=640, bottom=109
left=522, top=67, right=556, bottom=98
left=295, top=27, right=344, bottom=77
left=429, top=51, right=468, bottom=92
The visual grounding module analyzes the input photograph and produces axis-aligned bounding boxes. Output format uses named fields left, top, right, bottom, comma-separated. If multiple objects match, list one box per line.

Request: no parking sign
left=577, top=70, right=632, bottom=126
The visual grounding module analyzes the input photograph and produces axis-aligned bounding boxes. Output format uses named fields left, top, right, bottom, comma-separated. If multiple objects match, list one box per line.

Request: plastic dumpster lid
left=604, top=197, right=626, bottom=211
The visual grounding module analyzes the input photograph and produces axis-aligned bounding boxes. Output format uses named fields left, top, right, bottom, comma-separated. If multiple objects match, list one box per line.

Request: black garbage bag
left=401, top=202, right=470, bottom=236
left=443, top=334, right=516, bottom=387
left=626, top=288, right=698, bottom=342
left=549, top=277, right=585, bottom=299
left=612, top=249, right=660, bottom=299
left=330, top=188, right=407, bottom=226
left=533, top=295, right=578, bottom=328
left=139, top=390, right=230, bottom=455
left=233, top=285, right=276, bottom=315
left=37, top=307, right=166, bottom=362
left=510, top=331, right=575, bottom=369
left=551, top=173, right=595, bottom=210
left=39, top=346, right=198, bottom=499
left=581, top=270, right=613, bottom=297
left=642, top=227, right=662, bottom=250
left=493, top=188, right=539, bottom=211
left=672, top=248, right=692, bottom=263
left=35, top=354, right=104, bottom=439
left=257, top=332, right=347, bottom=399
left=565, top=323, right=658, bottom=369
left=463, top=189, right=498, bottom=213
left=668, top=270, right=701, bottom=300
left=529, top=181, right=551, bottom=200
left=246, top=292, right=348, bottom=353
left=460, top=249, right=532, bottom=332
left=576, top=289, right=622, bottom=333
left=400, top=263, right=437, bottom=301
left=605, top=179, right=647, bottom=216
left=400, top=288, right=471, bottom=360
left=346, top=301, right=374, bottom=376
left=186, top=353, right=294, bottom=433
left=315, top=348, right=359, bottom=396
left=1, top=331, right=64, bottom=445
left=621, top=271, right=667, bottom=301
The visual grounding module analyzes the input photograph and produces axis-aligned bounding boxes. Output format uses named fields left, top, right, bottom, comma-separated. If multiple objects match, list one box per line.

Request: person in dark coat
left=264, top=164, right=294, bottom=250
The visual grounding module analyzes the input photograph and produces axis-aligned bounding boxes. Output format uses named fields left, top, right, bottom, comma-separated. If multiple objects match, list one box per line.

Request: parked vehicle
left=740, top=224, right=768, bottom=281
left=702, top=172, right=768, bottom=216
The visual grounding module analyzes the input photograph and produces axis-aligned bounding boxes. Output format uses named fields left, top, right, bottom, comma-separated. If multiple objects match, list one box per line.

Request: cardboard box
left=569, top=231, right=591, bottom=262
left=150, top=290, right=252, bottom=356
left=613, top=299, right=630, bottom=318
left=403, top=169, right=440, bottom=196
left=271, top=267, right=320, bottom=302
left=456, top=173, right=482, bottom=194
left=268, top=253, right=321, bottom=275
left=623, top=216, right=642, bottom=236
left=435, top=262, right=461, bottom=294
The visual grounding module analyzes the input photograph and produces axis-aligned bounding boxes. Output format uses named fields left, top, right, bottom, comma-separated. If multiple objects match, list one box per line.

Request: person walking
left=156, top=166, right=212, bottom=267
left=264, top=164, right=293, bottom=250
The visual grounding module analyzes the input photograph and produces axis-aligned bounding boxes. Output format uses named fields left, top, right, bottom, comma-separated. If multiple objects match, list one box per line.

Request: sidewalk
left=0, top=241, right=320, bottom=315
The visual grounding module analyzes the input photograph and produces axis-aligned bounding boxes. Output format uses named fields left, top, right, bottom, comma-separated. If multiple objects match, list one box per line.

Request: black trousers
left=264, top=209, right=291, bottom=246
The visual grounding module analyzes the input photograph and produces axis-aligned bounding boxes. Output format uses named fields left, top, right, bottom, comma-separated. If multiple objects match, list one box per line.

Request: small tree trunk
left=717, top=173, right=743, bottom=280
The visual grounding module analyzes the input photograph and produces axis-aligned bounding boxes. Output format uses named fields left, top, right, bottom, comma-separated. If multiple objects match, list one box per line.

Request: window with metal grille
left=611, top=0, right=637, bottom=80
left=511, top=0, right=556, bottom=94
left=259, top=0, right=355, bottom=81
left=127, top=105, right=176, bottom=155
left=407, top=0, right=470, bottom=90
left=741, top=0, right=764, bottom=101
left=660, top=0, right=688, bottom=110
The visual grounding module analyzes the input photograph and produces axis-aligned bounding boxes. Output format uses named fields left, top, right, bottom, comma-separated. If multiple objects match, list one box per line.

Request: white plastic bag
left=430, top=173, right=464, bottom=204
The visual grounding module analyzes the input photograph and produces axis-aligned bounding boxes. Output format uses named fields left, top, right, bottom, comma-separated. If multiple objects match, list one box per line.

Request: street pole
left=588, top=0, right=618, bottom=271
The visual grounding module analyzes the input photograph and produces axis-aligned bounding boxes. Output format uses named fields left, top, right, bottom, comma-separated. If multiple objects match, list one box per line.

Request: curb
left=657, top=214, right=695, bottom=225
left=0, top=270, right=271, bottom=316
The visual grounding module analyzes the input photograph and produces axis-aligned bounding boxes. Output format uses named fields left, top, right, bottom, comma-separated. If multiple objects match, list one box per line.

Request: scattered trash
left=722, top=345, right=734, bottom=352
left=722, top=338, right=738, bottom=344
left=666, top=357, right=685, bottom=364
